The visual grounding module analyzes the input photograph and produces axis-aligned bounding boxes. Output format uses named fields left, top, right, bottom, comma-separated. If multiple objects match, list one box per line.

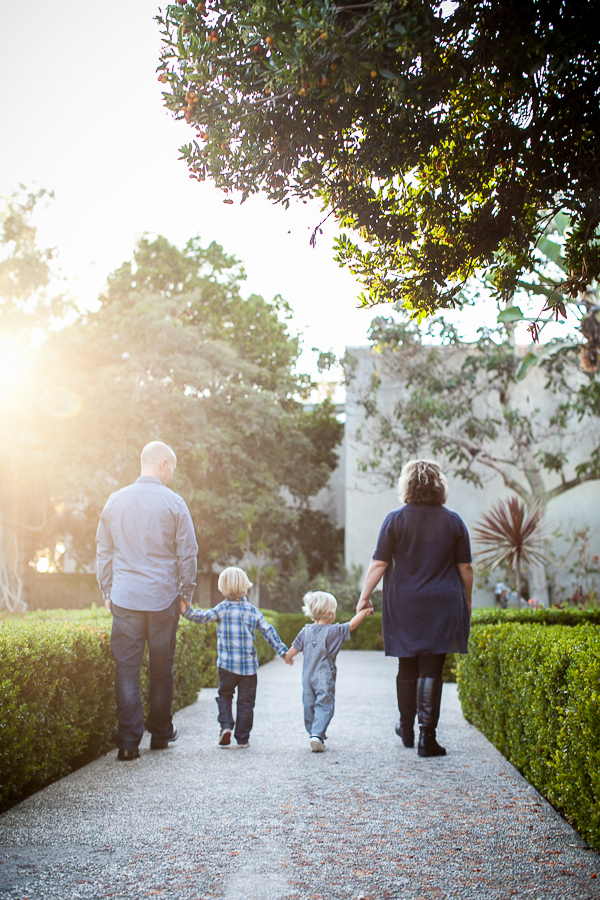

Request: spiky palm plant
left=473, top=497, right=547, bottom=609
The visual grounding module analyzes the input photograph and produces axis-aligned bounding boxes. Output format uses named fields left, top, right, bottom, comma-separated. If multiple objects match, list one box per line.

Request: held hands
left=356, top=597, right=375, bottom=617
left=179, top=597, right=191, bottom=615
left=283, top=651, right=295, bottom=666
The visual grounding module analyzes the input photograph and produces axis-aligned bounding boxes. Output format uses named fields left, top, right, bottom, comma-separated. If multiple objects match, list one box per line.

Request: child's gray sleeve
left=292, top=628, right=306, bottom=652
left=325, top=622, right=351, bottom=656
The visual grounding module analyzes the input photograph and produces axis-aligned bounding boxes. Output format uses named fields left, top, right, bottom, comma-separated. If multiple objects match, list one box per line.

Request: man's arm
left=457, top=562, right=474, bottom=616
left=356, top=559, right=389, bottom=613
left=175, top=505, right=199, bottom=603
left=95, top=513, right=114, bottom=613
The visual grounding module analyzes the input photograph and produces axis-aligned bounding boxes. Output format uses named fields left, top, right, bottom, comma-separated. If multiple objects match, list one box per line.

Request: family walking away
left=96, top=441, right=198, bottom=761
left=180, top=566, right=290, bottom=748
left=284, top=591, right=369, bottom=751
left=357, top=458, right=473, bottom=757
left=96, top=444, right=472, bottom=762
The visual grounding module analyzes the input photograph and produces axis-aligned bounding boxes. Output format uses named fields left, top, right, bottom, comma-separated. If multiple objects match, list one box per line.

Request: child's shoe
left=237, top=742, right=250, bottom=749
left=310, top=736, right=325, bottom=753
left=219, top=728, right=232, bottom=747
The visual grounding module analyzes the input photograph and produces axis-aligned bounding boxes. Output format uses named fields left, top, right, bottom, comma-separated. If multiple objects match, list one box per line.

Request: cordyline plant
left=473, top=497, right=547, bottom=608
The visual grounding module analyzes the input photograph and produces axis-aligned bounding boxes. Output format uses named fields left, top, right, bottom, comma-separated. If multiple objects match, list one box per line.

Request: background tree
left=28, top=234, right=344, bottom=599
left=0, top=188, right=72, bottom=611
left=157, top=0, right=600, bottom=333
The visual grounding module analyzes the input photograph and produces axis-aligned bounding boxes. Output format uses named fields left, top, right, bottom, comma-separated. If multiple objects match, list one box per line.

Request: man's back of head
left=140, top=441, right=177, bottom=486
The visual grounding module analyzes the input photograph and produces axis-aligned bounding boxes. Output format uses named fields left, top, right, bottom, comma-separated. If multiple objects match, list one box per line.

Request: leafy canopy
left=157, top=0, right=600, bottom=318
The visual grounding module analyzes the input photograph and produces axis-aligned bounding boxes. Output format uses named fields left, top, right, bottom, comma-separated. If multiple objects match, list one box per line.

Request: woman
left=357, top=459, right=473, bottom=757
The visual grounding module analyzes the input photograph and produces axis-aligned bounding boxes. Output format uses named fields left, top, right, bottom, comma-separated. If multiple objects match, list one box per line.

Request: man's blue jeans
left=110, top=599, right=179, bottom=749
left=216, top=667, right=257, bottom=745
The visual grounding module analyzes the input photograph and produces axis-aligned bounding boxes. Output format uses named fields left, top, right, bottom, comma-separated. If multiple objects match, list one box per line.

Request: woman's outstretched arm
left=356, top=559, right=389, bottom=614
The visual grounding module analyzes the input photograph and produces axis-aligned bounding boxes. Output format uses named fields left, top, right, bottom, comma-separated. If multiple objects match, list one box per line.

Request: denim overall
left=302, top=624, right=337, bottom=740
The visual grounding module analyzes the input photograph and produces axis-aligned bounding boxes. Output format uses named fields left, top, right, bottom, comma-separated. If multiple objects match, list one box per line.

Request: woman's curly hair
left=398, top=459, right=448, bottom=505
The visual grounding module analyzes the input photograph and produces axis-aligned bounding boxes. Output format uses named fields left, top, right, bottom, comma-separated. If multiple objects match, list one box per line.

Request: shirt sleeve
left=182, top=604, right=219, bottom=624
left=256, top=613, right=288, bottom=657
left=372, top=511, right=397, bottom=563
left=175, top=502, right=199, bottom=602
left=454, top=517, right=473, bottom=564
left=292, top=627, right=306, bottom=652
left=95, top=505, right=114, bottom=597
left=325, top=622, right=351, bottom=657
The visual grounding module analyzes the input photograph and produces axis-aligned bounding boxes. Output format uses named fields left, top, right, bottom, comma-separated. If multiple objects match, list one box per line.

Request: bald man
left=96, top=442, right=198, bottom=761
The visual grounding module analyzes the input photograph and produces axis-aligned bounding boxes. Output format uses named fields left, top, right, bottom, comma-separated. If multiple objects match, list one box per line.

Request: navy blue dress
left=372, top=504, right=472, bottom=657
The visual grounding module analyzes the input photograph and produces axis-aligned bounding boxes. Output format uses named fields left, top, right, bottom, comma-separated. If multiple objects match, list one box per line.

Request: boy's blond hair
left=218, top=566, right=252, bottom=600
left=302, top=590, right=337, bottom=622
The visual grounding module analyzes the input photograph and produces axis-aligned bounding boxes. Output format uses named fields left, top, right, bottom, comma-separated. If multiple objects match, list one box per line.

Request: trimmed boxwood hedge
left=458, top=622, right=600, bottom=851
left=470, top=607, right=600, bottom=626
left=0, top=606, right=215, bottom=811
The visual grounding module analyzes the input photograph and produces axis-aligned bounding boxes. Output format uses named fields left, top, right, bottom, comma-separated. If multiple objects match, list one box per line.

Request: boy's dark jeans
left=216, top=667, right=257, bottom=744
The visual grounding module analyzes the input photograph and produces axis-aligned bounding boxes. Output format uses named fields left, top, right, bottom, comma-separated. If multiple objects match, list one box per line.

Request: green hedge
left=471, top=607, right=600, bottom=626
left=458, top=623, right=600, bottom=850
left=0, top=606, right=213, bottom=812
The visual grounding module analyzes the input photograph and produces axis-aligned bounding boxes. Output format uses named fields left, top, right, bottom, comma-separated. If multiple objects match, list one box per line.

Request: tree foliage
left=38, top=234, right=344, bottom=574
left=0, top=197, right=344, bottom=608
left=157, top=0, right=600, bottom=319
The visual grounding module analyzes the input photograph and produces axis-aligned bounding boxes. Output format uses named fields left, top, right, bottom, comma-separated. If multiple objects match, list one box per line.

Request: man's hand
left=104, top=596, right=112, bottom=614
left=179, top=597, right=191, bottom=615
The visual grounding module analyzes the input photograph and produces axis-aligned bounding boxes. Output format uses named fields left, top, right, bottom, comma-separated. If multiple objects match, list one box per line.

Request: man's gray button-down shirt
left=96, top=476, right=198, bottom=611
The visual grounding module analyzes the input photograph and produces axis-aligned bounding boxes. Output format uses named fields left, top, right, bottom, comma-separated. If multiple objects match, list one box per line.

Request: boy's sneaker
left=219, top=728, right=232, bottom=747
left=310, top=736, right=325, bottom=753
left=237, top=742, right=250, bottom=749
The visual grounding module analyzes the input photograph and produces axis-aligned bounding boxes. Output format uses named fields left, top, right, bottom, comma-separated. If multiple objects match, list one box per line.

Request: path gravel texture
left=1, top=650, right=599, bottom=900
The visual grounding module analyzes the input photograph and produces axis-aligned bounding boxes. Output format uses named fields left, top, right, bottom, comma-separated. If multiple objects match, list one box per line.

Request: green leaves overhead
left=157, top=0, right=600, bottom=317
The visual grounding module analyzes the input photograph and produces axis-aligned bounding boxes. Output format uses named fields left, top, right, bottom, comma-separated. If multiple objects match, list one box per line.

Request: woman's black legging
left=398, top=653, right=446, bottom=680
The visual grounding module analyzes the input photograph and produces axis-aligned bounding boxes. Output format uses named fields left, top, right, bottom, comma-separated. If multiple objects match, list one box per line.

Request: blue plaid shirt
left=182, top=597, right=288, bottom=675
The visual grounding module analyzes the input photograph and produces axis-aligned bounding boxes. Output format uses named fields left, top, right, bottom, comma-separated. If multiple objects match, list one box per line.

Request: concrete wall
left=342, top=345, right=600, bottom=607
left=23, top=572, right=219, bottom=611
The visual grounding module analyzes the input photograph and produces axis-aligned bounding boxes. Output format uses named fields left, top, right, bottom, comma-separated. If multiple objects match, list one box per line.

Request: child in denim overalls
left=284, top=591, right=370, bottom=752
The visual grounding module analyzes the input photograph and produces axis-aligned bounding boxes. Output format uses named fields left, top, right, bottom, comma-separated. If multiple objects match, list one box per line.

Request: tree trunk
left=524, top=461, right=550, bottom=607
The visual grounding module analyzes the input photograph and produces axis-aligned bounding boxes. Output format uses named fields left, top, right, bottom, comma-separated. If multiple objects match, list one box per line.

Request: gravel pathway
left=1, top=650, right=599, bottom=899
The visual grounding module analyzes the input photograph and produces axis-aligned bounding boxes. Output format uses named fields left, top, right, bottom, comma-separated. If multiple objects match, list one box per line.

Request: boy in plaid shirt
left=180, top=567, right=290, bottom=748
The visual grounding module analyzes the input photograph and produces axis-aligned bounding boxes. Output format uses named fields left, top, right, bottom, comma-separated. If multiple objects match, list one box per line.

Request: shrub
left=0, top=606, right=213, bottom=811
left=471, top=607, right=600, bottom=626
left=458, top=623, right=600, bottom=850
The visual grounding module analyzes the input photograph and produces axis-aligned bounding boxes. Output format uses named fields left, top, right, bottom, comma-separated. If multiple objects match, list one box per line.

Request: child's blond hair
left=302, top=590, right=337, bottom=622
left=218, top=566, right=252, bottom=600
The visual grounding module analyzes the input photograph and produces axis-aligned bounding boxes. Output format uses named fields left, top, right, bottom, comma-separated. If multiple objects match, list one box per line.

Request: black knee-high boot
left=417, top=677, right=446, bottom=757
left=395, top=678, right=417, bottom=747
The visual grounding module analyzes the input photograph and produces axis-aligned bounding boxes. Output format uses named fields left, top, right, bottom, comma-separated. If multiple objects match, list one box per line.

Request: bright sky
left=0, top=0, right=577, bottom=379
left=0, top=0, right=376, bottom=378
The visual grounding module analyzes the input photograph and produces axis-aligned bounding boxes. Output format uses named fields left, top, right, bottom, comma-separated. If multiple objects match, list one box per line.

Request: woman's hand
left=356, top=597, right=375, bottom=615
